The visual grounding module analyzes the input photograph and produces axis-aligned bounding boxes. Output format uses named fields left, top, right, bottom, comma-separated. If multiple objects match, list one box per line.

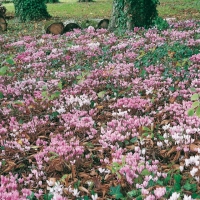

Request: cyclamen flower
left=154, top=187, right=166, bottom=198
left=190, top=167, right=198, bottom=177
left=183, top=195, right=194, bottom=200
left=144, top=195, right=156, bottom=200
left=91, top=193, right=98, bottom=200
left=168, top=192, right=180, bottom=200
left=47, top=181, right=63, bottom=195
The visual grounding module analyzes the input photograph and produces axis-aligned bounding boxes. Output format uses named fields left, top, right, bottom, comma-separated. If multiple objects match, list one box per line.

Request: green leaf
left=158, top=134, right=165, bottom=140
left=0, top=146, right=5, bottom=150
left=42, top=85, right=47, bottom=90
left=49, top=111, right=59, bottom=120
left=147, top=179, right=155, bottom=188
left=190, top=87, right=196, bottom=92
left=174, top=174, right=182, bottom=183
left=0, top=92, right=4, bottom=99
left=156, top=180, right=164, bottom=186
left=127, top=190, right=141, bottom=197
left=141, top=169, right=151, bottom=176
left=192, top=193, right=200, bottom=199
left=136, top=196, right=143, bottom=200
left=27, top=192, right=35, bottom=200
left=142, top=126, right=151, bottom=132
left=18, top=119, right=24, bottom=124
left=90, top=100, right=95, bottom=108
left=42, top=91, right=48, bottom=98
left=97, top=91, right=107, bottom=98
left=192, top=101, right=199, bottom=108
left=130, top=137, right=138, bottom=143
left=196, top=106, right=200, bottom=117
left=50, top=91, right=61, bottom=100
left=58, top=81, right=62, bottom=90
left=142, top=132, right=149, bottom=137
left=134, top=176, right=143, bottom=184
left=2, top=160, right=6, bottom=166
left=191, top=93, right=199, bottom=101
left=109, top=185, right=124, bottom=199
left=190, top=183, right=197, bottom=192
left=0, top=66, right=9, bottom=76
left=43, top=193, right=53, bottom=200
left=163, top=174, right=171, bottom=185
left=82, top=196, right=89, bottom=200
left=183, top=181, right=192, bottom=191
left=169, top=86, right=175, bottom=92
left=188, top=108, right=194, bottom=116
left=6, top=58, right=15, bottom=65
left=174, top=174, right=181, bottom=191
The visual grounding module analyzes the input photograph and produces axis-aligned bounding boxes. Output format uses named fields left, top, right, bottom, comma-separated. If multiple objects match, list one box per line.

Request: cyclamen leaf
left=130, top=137, right=138, bottom=143
left=43, top=193, right=53, bottom=200
left=191, top=93, right=199, bottom=101
left=0, top=66, right=9, bottom=75
left=50, top=91, right=61, bottom=100
left=141, top=169, right=151, bottom=175
left=42, top=91, right=48, bottom=98
left=109, top=185, right=124, bottom=199
left=190, top=87, right=196, bottom=92
left=183, top=181, right=192, bottom=191
left=196, top=106, right=200, bottom=117
left=188, top=108, right=194, bottom=116
left=97, top=91, right=107, bottom=98
left=0, top=92, right=3, bottom=99
left=127, top=190, right=140, bottom=197
left=142, top=132, right=149, bottom=137
left=6, top=58, right=15, bottom=65
left=192, top=193, right=200, bottom=199
left=58, top=81, right=62, bottom=90
left=142, top=126, right=151, bottom=132
left=174, top=174, right=182, bottom=184
left=192, top=101, right=199, bottom=108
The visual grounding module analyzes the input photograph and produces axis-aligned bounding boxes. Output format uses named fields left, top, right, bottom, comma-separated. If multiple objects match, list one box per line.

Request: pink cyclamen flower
left=154, top=187, right=166, bottom=198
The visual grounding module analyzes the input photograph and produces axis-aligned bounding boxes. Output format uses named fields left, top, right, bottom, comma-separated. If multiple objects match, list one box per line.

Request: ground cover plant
left=1, top=18, right=200, bottom=199
left=1, top=0, right=200, bottom=199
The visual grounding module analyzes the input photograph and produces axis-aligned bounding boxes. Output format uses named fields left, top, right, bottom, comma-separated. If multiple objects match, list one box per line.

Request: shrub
left=13, top=0, right=51, bottom=22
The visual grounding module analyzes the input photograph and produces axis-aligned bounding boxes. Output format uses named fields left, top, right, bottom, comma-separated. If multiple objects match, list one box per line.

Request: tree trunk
left=109, top=0, right=159, bottom=31
left=109, top=0, right=133, bottom=31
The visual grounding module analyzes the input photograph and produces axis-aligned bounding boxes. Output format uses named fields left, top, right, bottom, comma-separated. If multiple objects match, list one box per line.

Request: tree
left=109, top=0, right=160, bottom=31
left=13, top=0, right=51, bottom=22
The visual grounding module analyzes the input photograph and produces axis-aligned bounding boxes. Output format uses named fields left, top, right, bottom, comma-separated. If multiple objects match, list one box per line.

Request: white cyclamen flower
left=91, top=193, right=98, bottom=200
left=168, top=192, right=180, bottom=200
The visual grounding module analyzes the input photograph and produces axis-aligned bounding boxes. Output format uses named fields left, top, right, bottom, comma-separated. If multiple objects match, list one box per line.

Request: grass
left=3, top=0, right=200, bottom=20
